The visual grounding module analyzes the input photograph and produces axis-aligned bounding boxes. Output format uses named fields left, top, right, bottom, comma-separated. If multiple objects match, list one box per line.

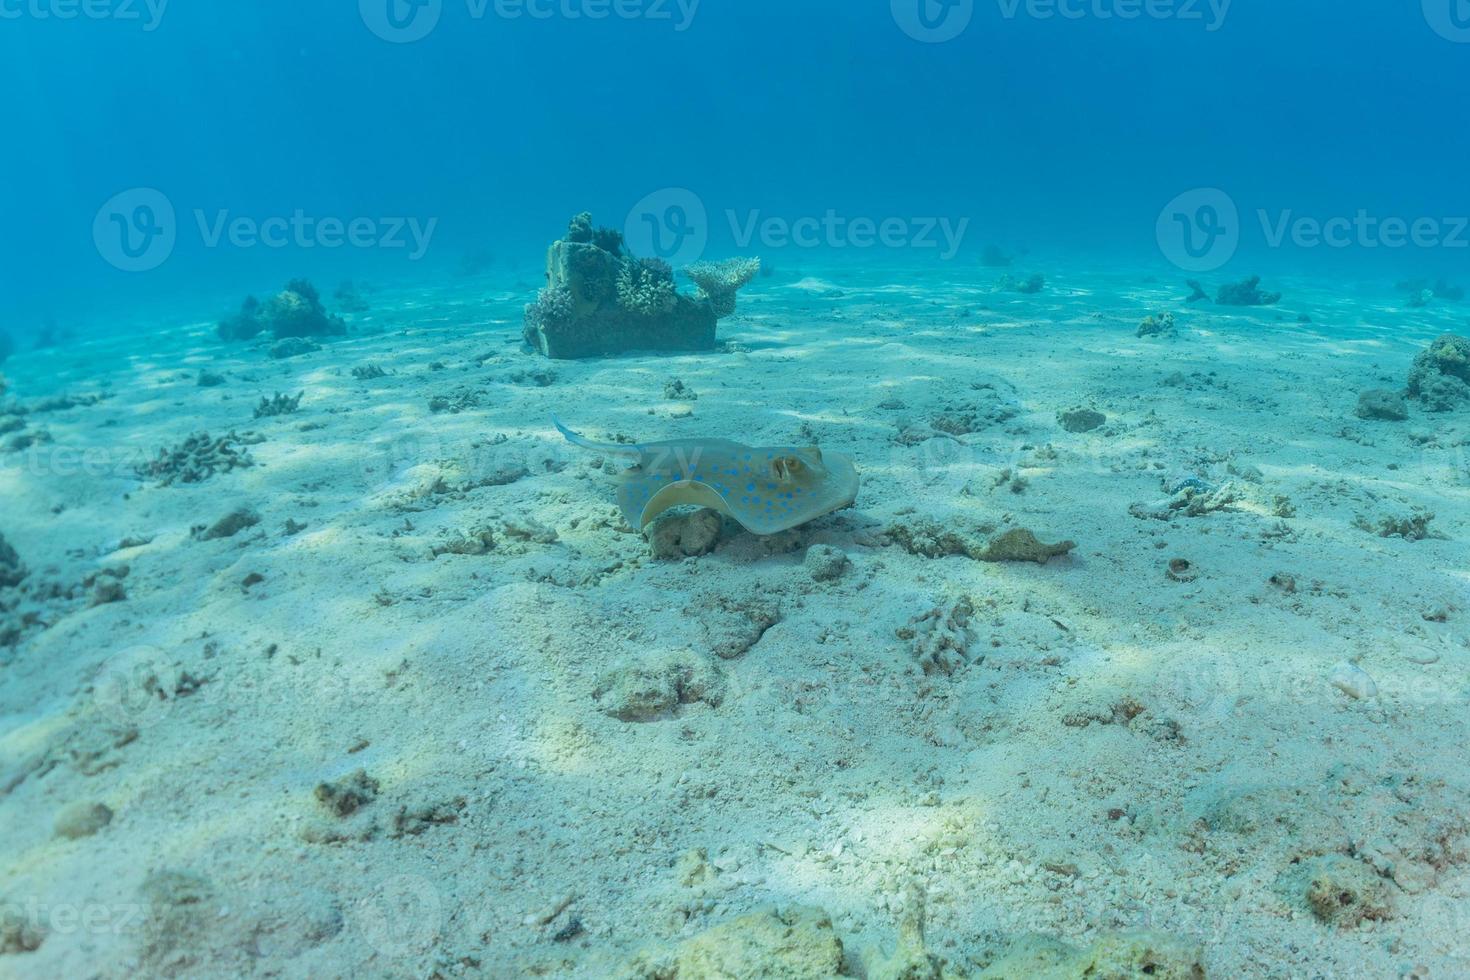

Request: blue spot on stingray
left=746, top=483, right=756, bottom=492
left=766, top=483, right=776, bottom=491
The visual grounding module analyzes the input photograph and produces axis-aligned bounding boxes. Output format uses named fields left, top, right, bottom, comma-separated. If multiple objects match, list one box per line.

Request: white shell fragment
left=1329, top=662, right=1378, bottom=700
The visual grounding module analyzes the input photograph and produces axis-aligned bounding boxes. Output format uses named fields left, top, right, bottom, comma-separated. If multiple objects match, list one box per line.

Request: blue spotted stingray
left=555, top=418, right=859, bottom=535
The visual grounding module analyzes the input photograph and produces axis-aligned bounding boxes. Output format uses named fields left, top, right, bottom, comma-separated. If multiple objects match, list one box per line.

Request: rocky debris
left=1137, top=311, right=1177, bottom=338
left=622, top=905, right=843, bottom=978
left=898, top=598, right=975, bottom=675
left=979, top=929, right=1205, bottom=979
left=196, top=371, right=226, bottom=388
left=593, top=650, right=725, bottom=722
left=888, top=518, right=1074, bottom=565
left=1184, top=280, right=1209, bottom=303
left=428, top=388, right=485, bottom=414
left=663, top=378, right=698, bottom=400
left=0, top=534, right=26, bottom=589
left=978, top=528, right=1076, bottom=564
left=253, top=392, right=302, bottom=419
left=1057, top=407, right=1105, bottom=433
left=88, top=574, right=128, bottom=607
left=431, top=528, right=496, bottom=557
left=268, top=337, right=320, bottom=359
left=138, top=431, right=258, bottom=486
left=1278, top=855, right=1392, bottom=928
left=314, top=769, right=380, bottom=818
left=865, top=883, right=943, bottom=980
left=351, top=364, right=387, bottom=380
left=54, top=801, right=113, bottom=839
left=647, top=508, right=723, bottom=559
left=192, top=508, right=261, bottom=542
left=1354, top=507, right=1436, bottom=540
left=0, top=907, right=44, bottom=955
left=391, top=797, right=466, bottom=837
left=998, top=273, right=1045, bottom=294
left=695, top=593, right=782, bottom=660
left=1215, top=275, right=1281, bottom=306
left=803, top=544, right=850, bottom=582
left=1406, top=334, right=1470, bottom=411
left=930, top=384, right=1020, bottom=436
left=1129, top=478, right=1243, bottom=520
left=1355, top=388, right=1408, bottom=421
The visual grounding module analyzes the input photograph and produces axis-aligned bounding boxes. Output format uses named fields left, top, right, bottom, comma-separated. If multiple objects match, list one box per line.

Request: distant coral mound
left=218, top=279, right=347, bottom=343
left=1215, top=275, right=1281, bottom=306
left=1407, top=334, right=1470, bottom=411
left=523, top=212, right=759, bottom=359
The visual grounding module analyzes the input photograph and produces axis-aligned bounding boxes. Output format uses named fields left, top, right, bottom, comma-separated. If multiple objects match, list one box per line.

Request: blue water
left=2, top=1, right=1468, bottom=335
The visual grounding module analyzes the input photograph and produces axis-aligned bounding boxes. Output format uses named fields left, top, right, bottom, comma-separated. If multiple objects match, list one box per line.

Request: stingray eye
left=773, top=456, right=804, bottom=481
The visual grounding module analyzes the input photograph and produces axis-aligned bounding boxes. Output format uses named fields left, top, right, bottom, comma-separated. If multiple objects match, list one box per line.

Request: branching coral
left=523, top=285, right=575, bottom=347
left=684, top=257, right=762, bottom=319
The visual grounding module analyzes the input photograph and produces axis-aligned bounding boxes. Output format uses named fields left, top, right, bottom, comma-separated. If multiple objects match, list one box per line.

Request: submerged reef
left=1215, top=275, right=1281, bottom=306
left=1406, top=334, right=1470, bottom=411
left=523, top=213, right=759, bottom=358
left=0, top=533, right=26, bottom=589
left=218, top=279, right=347, bottom=343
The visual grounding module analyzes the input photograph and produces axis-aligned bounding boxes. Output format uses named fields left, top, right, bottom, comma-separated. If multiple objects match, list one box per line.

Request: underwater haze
left=3, top=1, right=1470, bottom=977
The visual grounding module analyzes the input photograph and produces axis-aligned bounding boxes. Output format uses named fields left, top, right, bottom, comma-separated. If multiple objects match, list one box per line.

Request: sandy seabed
left=1, top=263, right=1468, bottom=979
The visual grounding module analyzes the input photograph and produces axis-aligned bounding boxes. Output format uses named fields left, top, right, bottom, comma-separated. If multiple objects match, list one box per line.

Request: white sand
left=1, top=266, right=1468, bottom=978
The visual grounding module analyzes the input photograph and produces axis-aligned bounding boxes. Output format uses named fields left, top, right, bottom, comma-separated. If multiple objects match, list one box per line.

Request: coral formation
left=1138, top=311, right=1176, bottom=338
left=1279, top=855, right=1392, bottom=928
left=647, top=508, right=724, bottom=559
left=137, top=432, right=257, bottom=487
left=1406, top=334, right=1470, bottom=410
left=684, top=257, right=763, bottom=318
left=978, top=528, right=1076, bottom=564
left=999, top=273, right=1045, bottom=294
left=524, top=214, right=758, bottom=358
left=1185, top=280, right=1209, bottom=303
left=253, top=392, right=302, bottom=419
left=217, top=279, right=347, bottom=343
left=314, top=769, right=380, bottom=818
left=898, top=598, right=975, bottom=674
left=1215, top=275, right=1281, bottom=306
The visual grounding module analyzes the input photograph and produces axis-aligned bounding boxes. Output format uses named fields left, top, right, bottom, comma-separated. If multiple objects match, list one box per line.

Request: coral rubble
left=1215, top=275, right=1281, bottom=306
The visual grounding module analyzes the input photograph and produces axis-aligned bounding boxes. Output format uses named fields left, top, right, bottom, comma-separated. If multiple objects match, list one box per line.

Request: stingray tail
left=552, top=416, right=643, bottom=457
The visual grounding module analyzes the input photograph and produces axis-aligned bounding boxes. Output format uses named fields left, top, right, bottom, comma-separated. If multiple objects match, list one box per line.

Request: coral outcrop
left=1215, top=275, right=1281, bottom=306
left=523, top=213, right=759, bottom=358
left=1406, top=334, right=1470, bottom=411
left=218, top=279, right=347, bottom=343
